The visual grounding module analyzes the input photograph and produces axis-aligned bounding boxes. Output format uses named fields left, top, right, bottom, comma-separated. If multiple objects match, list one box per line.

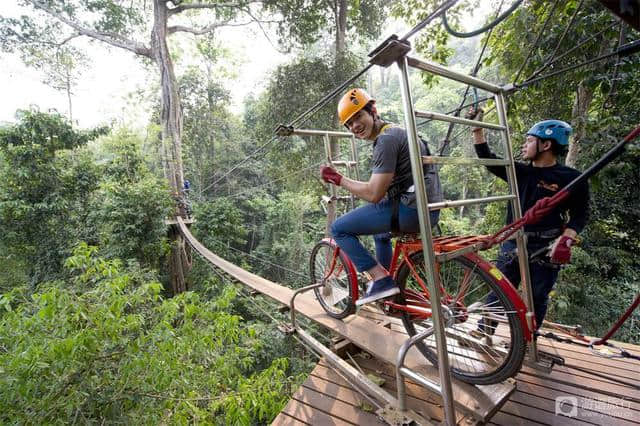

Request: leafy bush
left=0, top=244, right=298, bottom=423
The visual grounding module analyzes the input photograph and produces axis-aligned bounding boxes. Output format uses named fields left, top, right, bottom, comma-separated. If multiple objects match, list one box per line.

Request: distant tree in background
left=0, top=110, right=106, bottom=287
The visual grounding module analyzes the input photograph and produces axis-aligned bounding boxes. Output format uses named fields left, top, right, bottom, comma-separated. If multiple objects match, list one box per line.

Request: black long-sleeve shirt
left=475, top=143, right=589, bottom=234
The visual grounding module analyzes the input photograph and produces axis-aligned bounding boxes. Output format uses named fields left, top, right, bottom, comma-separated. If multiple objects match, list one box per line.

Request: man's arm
left=340, top=172, right=394, bottom=203
left=469, top=108, right=509, bottom=181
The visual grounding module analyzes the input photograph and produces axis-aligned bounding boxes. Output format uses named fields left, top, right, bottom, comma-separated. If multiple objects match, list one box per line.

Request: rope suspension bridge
left=166, top=1, right=640, bottom=424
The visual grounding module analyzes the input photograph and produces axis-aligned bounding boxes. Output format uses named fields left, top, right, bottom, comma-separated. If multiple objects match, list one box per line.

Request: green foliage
left=0, top=245, right=297, bottom=423
left=263, top=0, right=387, bottom=51
left=0, top=110, right=107, bottom=284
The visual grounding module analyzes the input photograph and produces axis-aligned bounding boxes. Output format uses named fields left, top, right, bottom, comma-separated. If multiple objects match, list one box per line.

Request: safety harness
left=377, top=124, right=433, bottom=233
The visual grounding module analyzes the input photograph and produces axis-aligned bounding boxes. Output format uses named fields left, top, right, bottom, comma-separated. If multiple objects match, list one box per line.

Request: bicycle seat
left=390, top=232, right=421, bottom=241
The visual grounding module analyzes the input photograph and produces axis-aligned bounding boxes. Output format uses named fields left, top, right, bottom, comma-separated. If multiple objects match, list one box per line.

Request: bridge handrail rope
left=207, top=237, right=309, bottom=279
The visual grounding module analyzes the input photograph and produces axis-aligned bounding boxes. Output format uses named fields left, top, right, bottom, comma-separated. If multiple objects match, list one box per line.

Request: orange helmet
left=337, top=88, right=374, bottom=126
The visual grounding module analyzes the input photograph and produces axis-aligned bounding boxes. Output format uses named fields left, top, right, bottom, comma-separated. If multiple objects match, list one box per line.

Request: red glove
left=550, top=235, right=576, bottom=264
left=321, top=166, right=343, bottom=186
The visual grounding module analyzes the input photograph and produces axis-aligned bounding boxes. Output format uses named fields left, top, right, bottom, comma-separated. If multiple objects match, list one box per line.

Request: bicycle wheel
left=309, top=240, right=357, bottom=319
left=396, top=252, right=525, bottom=385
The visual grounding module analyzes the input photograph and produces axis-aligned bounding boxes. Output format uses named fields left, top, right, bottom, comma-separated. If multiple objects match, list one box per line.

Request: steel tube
left=290, top=282, right=324, bottom=328
left=494, top=92, right=539, bottom=361
left=290, top=128, right=353, bottom=138
left=407, top=56, right=502, bottom=93
left=415, top=110, right=505, bottom=130
left=428, top=194, right=515, bottom=210
left=395, top=326, right=434, bottom=411
left=423, top=156, right=510, bottom=166
left=398, top=56, right=456, bottom=426
left=399, top=367, right=443, bottom=397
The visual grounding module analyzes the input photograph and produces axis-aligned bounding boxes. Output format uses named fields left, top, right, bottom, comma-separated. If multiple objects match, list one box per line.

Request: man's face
left=345, top=109, right=374, bottom=140
left=521, top=135, right=542, bottom=160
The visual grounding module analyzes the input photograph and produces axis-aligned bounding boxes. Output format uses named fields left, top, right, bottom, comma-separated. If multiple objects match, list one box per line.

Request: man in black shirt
left=469, top=108, right=589, bottom=337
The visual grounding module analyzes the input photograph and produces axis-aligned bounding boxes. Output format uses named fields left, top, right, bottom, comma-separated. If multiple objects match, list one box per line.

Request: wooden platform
left=273, top=309, right=640, bottom=425
left=175, top=221, right=638, bottom=425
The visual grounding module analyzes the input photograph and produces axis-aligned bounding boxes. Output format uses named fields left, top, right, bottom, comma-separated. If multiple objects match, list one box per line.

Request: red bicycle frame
left=320, top=236, right=534, bottom=342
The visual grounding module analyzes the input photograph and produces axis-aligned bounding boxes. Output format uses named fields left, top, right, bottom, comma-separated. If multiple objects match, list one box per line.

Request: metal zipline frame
left=278, top=36, right=543, bottom=424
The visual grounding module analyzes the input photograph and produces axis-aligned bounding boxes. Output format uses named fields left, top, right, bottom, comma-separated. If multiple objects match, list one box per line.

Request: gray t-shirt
left=371, top=126, right=443, bottom=208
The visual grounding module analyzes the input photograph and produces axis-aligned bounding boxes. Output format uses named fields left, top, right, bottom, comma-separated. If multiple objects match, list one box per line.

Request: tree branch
left=168, top=20, right=232, bottom=35
left=168, top=1, right=260, bottom=15
left=28, top=0, right=152, bottom=58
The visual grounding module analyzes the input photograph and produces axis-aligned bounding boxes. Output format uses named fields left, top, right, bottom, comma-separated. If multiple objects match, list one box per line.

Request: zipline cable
left=222, top=160, right=326, bottom=200
left=513, top=0, right=561, bottom=84
left=400, top=0, right=459, bottom=41
left=442, top=0, right=523, bottom=38
left=526, top=0, right=586, bottom=81
left=202, top=136, right=280, bottom=193
left=515, top=39, right=640, bottom=91
left=530, top=21, right=618, bottom=76
left=206, top=0, right=460, bottom=190
left=439, top=0, right=505, bottom=156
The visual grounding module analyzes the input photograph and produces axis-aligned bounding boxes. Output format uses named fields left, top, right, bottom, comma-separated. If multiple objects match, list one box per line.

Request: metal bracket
left=277, top=323, right=295, bottom=335
left=377, top=404, right=433, bottom=426
left=524, top=348, right=564, bottom=373
left=274, top=124, right=294, bottom=137
left=368, top=35, right=412, bottom=67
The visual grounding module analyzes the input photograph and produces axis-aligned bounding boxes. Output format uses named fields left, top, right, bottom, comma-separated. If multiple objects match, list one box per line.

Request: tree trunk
left=152, top=0, right=184, bottom=202
left=566, top=82, right=593, bottom=168
left=336, top=0, right=347, bottom=57
left=152, top=0, right=189, bottom=294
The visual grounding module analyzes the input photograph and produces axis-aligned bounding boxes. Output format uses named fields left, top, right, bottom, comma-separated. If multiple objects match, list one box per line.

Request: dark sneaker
left=356, top=276, right=399, bottom=306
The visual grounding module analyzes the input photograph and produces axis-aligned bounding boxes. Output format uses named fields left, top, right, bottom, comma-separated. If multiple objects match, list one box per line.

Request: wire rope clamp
left=277, top=323, right=295, bottom=335
left=368, top=35, right=411, bottom=67
left=274, top=124, right=294, bottom=137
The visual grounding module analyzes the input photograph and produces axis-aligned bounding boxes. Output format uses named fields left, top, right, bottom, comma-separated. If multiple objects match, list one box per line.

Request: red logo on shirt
left=537, top=180, right=559, bottom=192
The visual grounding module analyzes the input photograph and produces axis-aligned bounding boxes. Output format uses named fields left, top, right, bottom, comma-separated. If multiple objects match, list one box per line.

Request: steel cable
left=441, top=0, right=523, bottom=39
left=513, top=0, right=561, bottom=84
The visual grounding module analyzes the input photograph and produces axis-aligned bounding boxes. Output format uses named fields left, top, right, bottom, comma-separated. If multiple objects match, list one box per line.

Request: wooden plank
left=313, top=362, right=447, bottom=423
left=278, top=398, right=354, bottom=426
left=272, top=412, right=309, bottom=425
left=514, top=374, right=640, bottom=413
left=291, top=384, right=386, bottom=425
left=506, top=390, right=638, bottom=426
left=517, top=365, right=640, bottom=402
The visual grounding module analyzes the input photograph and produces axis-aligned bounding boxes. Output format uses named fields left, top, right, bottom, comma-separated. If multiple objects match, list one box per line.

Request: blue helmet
left=526, top=120, right=572, bottom=146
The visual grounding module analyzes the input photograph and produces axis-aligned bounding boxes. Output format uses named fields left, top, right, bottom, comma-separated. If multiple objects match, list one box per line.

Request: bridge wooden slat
left=271, top=412, right=309, bottom=425
left=514, top=374, right=640, bottom=413
left=505, top=390, right=638, bottom=426
left=313, top=362, right=446, bottom=423
left=289, top=384, right=386, bottom=425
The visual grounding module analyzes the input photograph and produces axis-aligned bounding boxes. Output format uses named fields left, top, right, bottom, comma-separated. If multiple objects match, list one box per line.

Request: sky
left=0, top=4, right=290, bottom=127
left=0, top=3, right=493, bottom=128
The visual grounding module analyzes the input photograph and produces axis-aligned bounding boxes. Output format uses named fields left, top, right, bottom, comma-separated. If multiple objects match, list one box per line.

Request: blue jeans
left=481, top=239, right=559, bottom=333
left=330, top=199, right=440, bottom=272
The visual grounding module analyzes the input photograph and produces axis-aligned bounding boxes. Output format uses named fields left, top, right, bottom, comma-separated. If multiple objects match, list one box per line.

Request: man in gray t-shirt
left=320, top=88, right=443, bottom=305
